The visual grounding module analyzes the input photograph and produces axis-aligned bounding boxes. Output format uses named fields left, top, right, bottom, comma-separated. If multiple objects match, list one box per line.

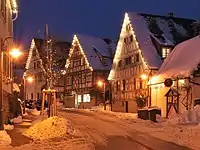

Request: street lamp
left=141, top=74, right=148, bottom=80
left=97, top=80, right=106, bottom=110
left=23, top=75, right=34, bottom=114
left=9, top=48, right=22, bottom=59
left=0, top=37, right=22, bottom=130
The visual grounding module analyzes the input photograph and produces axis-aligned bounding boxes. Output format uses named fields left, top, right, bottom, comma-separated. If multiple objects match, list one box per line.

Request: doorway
left=125, top=101, right=128, bottom=113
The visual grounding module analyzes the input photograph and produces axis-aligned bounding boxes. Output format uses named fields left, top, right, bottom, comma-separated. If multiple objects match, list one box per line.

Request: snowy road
left=59, top=109, right=191, bottom=150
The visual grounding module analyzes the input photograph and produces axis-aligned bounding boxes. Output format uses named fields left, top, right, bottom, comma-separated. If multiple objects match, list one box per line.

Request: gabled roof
left=131, top=13, right=196, bottom=45
left=128, top=12, right=196, bottom=68
left=128, top=12, right=163, bottom=69
left=25, top=38, right=71, bottom=71
left=66, top=34, right=114, bottom=70
left=155, top=36, right=200, bottom=81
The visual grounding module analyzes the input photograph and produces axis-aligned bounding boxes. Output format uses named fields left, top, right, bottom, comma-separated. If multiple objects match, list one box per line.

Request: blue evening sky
left=14, top=0, right=200, bottom=48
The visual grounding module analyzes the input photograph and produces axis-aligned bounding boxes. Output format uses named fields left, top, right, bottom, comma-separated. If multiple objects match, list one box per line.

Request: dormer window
left=102, top=57, right=108, bottom=66
left=162, top=48, right=171, bottom=58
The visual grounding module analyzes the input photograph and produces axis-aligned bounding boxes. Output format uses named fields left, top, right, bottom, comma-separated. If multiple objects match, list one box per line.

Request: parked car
left=25, top=100, right=36, bottom=109
left=36, top=99, right=48, bottom=111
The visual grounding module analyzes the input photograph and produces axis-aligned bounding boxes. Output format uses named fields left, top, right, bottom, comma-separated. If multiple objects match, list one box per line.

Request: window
left=126, top=24, right=131, bottom=31
left=125, top=56, right=132, bottom=65
left=102, top=57, right=107, bottom=66
left=83, top=94, right=90, bottom=102
left=34, top=62, right=36, bottom=69
left=116, top=81, right=119, bottom=91
left=133, top=78, right=136, bottom=90
left=38, top=73, right=43, bottom=82
left=139, top=80, right=143, bottom=89
left=131, top=56, right=134, bottom=63
left=135, top=53, right=140, bottom=62
left=31, top=93, right=33, bottom=99
left=77, top=95, right=82, bottom=102
left=37, top=61, right=40, bottom=68
left=81, top=58, right=85, bottom=65
left=130, top=35, right=133, bottom=42
left=118, top=60, right=122, bottom=68
left=123, top=80, right=126, bottom=91
left=162, top=48, right=171, bottom=58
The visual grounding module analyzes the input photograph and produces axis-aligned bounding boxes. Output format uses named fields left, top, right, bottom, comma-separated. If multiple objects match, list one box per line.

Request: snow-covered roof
left=25, top=38, right=71, bottom=71
left=127, top=12, right=196, bottom=69
left=76, top=34, right=113, bottom=70
left=128, top=12, right=163, bottom=69
left=156, top=36, right=200, bottom=81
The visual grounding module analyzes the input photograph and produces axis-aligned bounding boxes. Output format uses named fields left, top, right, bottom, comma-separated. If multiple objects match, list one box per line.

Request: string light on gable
left=108, top=12, right=149, bottom=80
left=25, top=39, right=46, bottom=74
left=65, top=35, right=93, bottom=71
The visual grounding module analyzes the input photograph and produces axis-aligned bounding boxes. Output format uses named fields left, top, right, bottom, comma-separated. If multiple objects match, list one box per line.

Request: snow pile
left=0, top=131, right=11, bottom=146
left=24, top=116, right=74, bottom=140
left=22, top=112, right=28, bottom=116
left=165, top=105, right=200, bottom=125
left=4, top=124, right=14, bottom=130
left=26, top=109, right=41, bottom=116
left=10, top=115, right=22, bottom=124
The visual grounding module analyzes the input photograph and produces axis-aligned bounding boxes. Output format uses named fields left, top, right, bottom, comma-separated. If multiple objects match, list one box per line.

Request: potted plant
left=135, top=96, right=148, bottom=120
left=135, top=96, right=147, bottom=109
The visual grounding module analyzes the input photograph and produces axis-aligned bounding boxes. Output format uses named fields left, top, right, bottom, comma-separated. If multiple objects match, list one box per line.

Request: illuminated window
left=77, top=95, right=82, bottom=102
left=162, top=48, right=171, bottom=58
left=83, top=94, right=90, bottom=102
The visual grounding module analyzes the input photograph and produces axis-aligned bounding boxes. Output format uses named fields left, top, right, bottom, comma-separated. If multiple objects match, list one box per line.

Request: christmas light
left=65, top=35, right=93, bottom=71
left=108, top=12, right=149, bottom=81
left=25, top=39, right=46, bottom=78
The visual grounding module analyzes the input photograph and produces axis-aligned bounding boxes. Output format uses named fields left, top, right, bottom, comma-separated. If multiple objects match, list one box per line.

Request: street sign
left=164, top=78, right=173, bottom=87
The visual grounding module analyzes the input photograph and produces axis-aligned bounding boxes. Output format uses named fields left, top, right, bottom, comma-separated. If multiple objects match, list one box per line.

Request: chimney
left=168, top=12, right=174, bottom=18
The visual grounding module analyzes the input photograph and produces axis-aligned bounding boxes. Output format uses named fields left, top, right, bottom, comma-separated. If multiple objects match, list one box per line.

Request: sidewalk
left=6, top=113, right=38, bottom=147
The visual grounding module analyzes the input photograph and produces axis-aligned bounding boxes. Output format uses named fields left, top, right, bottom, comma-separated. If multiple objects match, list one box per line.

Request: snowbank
left=10, top=116, right=22, bottom=124
left=164, top=105, right=200, bottom=125
left=4, top=124, right=14, bottom=130
left=0, top=131, right=11, bottom=146
left=22, top=112, right=28, bottom=116
left=24, top=116, right=74, bottom=140
left=26, top=109, right=41, bottom=116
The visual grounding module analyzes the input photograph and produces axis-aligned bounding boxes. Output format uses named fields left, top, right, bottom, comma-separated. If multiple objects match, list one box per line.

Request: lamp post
left=97, top=80, right=106, bottom=110
left=22, top=75, right=34, bottom=114
left=0, top=37, right=22, bottom=130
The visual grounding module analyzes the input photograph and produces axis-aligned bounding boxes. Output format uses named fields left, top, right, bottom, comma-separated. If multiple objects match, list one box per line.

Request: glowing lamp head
left=97, top=80, right=103, bottom=87
left=27, top=76, right=33, bottom=83
left=141, top=74, right=148, bottom=80
left=9, top=48, right=22, bottom=59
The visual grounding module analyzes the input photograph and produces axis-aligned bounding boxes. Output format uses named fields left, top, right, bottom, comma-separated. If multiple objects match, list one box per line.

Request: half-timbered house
left=64, top=34, right=115, bottom=108
left=25, top=38, right=71, bottom=101
left=108, top=12, right=198, bottom=113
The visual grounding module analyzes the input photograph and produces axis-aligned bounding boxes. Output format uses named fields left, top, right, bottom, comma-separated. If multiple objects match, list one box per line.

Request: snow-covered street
left=1, top=108, right=200, bottom=149
left=58, top=109, right=190, bottom=150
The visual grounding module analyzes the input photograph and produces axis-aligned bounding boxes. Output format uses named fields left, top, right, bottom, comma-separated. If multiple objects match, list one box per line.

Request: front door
left=125, top=101, right=128, bottom=113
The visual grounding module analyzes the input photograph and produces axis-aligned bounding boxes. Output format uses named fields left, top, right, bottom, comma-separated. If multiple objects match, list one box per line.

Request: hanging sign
left=164, top=78, right=173, bottom=87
